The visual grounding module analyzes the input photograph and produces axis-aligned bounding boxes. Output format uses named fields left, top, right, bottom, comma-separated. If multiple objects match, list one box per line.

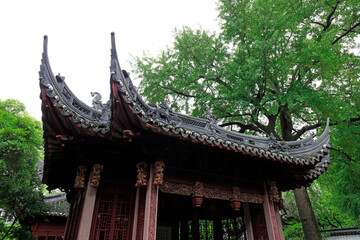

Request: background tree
left=0, top=99, right=48, bottom=240
left=282, top=183, right=357, bottom=239
left=133, top=0, right=360, bottom=238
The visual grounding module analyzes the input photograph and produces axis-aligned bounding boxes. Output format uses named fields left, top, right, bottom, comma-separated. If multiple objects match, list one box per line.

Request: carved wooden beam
left=159, top=181, right=264, bottom=203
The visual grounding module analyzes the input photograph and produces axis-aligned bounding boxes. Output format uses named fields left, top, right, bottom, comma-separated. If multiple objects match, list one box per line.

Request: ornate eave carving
left=192, top=182, right=204, bottom=197
left=135, top=162, right=148, bottom=187
left=89, top=164, right=103, bottom=188
left=74, top=166, right=87, bottom=189
left=268, top=181, right=281, bottom=203
left=153, top=161, right=165, bottom=186
left=268, top=181, right=284, bottom=209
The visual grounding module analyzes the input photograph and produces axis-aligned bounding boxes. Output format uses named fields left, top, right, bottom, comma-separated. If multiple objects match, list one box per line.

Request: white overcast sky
left=0, top=0, right=219, bottom=120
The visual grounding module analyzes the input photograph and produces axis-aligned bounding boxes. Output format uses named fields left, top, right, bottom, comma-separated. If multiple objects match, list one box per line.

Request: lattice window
left=91, top=187, right=133, bottom=240
left=112, top=192, right=132, bottom=240
left=156, top=226, right=172, bottom=240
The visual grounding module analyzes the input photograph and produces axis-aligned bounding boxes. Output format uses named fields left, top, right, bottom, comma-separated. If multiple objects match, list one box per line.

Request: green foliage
left=134, top=0, right=360, bottom=140
left=133, top=0, right=360, bottom=237
left=282, top=183, right=357, bottom=238
left=0, top=99, right=48, bottom=239
left=318, top=120, right=360, bottom=223
left=284, top=222, right=304, bottom=240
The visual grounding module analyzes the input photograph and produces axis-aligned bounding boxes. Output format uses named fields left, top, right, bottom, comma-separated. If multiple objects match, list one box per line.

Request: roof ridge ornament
left=205, top=108, right=220, bottom=135
left=91, top=92, right=104, bottom=110
left=56, top=74, right=65, bottom=83
left=205, top=108, right=218, bottom=125
left=268, top=133, right=290, bottom=152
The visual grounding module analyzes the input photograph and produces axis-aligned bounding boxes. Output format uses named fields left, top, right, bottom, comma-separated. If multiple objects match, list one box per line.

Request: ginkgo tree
left=133, top=0, right=360, bottom=238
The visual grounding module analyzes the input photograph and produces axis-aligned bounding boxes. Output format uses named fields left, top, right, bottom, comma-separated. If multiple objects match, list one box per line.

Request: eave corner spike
left=43, top=35, right=48, bottom=53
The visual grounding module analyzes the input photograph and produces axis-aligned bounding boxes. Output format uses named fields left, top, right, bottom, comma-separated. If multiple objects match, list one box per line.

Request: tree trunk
left=294, top=187, right=322, bottom=240
left=280, top=111, right=322, bottom=239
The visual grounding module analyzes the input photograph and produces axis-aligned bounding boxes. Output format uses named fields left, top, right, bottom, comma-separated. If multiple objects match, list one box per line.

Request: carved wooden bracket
left=230, top=186, right=241, bottom=211
left=89, top=164, right=103, bottom=188
left=153, top=161, right=165, bottom=185
left=192, top=181, right=205, bottom=207
left=231, top=186, right=241, bottom=202
left=135, top=162, right=147, bottom=187
left=268, top=181, right=281, bottom=203
left=192, top=181, right=204, bottom=197
left=74, top=166, right=87, bottom=189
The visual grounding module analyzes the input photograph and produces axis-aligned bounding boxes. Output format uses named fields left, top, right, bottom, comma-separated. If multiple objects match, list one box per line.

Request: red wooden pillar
left=77, top=164, right=103, bottom=240
left=275, top=204, right=285, bottom=239
left=132, top=187, right=141, bottom=240
left=263, top=183, right=284, bottom=240
left=243, top=202, right=254, bottom=240
left=132, top=162, right=147, bottom=240
left=143, top=161, right=164, bottom=240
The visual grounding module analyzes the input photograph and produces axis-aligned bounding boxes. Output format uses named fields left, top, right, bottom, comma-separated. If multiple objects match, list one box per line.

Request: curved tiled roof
left=39, top=33, right=331, bottom=189
left=44, top=193, right=69, bottom=217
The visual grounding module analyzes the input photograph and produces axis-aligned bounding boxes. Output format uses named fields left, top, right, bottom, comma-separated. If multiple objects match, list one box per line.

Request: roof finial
left=43, top=35, right=48, bottom=54
left=111, top=32, right=116, bottom=52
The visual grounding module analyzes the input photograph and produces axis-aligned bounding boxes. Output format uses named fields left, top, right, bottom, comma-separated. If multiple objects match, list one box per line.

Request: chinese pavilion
left=39, top=33, right=330, bottom=240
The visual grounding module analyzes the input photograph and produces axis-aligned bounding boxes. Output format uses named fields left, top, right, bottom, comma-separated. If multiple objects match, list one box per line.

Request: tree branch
left=219, top=121, right=262, bottom=134
left=292, top=122, right=322, bottom=140
left=324, top=1, right=340, bottom=31
left=1, top=216, right=17, bottom=240
left=329, top=146, right=355, bottom=163
left=161, top=85, right=197, bottom=98
left=219, top=112, right=253, bottom=119
left=311, top=21, right=326, bottom=29
left=332, top=21, right=360, bottom=45
left=292, top=117, right=360, bottom=140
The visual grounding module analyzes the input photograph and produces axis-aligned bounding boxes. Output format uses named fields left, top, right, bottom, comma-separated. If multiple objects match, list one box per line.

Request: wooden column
left=132, top=187, right=141, bottom=240
left=275, top=204, right=285, bottom=240
left=191, top=208, right=200, bottom=240
left=143, top=161, right=164, bottom=240
left=180, top=218, right=189, bottom=240
left=132, top=162, right=147, bottom=240
left=213, top=218, right=223, bottom=240
left=244, top=202, right=254, bottom=240
left=77, top=164, right=103, bottom=240
left=263, top=183, right=282, bottom=240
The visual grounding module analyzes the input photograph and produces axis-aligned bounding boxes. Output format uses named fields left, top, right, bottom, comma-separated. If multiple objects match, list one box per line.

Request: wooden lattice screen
left=90, top=186, right=133, bottom=240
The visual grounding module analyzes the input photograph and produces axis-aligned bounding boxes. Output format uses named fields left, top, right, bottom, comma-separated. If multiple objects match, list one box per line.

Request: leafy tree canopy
left=318, top=120, right=360, bottom=222
left=133, top=0, right=360, bottom=237
left=0, top=99, right=48, bottom=239
left=134, top=0, right=360, bottom=141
